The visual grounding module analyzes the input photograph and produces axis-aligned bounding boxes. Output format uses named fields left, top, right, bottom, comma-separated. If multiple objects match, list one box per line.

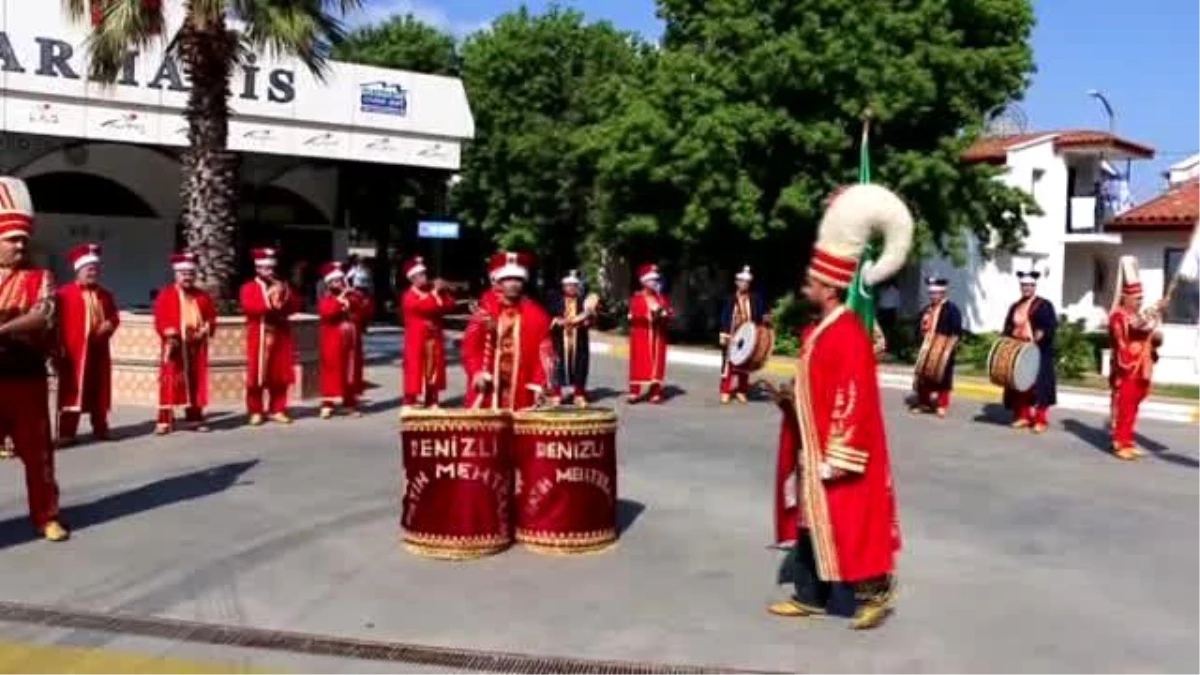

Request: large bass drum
left=987, top=337, right=1041, bottom=392
left=511, top=407, right=618, bottom=555
left=399, top=408, right=513, bottom=560
left=726, top=322, right=775, bottom=373
left=913, top=334, right=957, bottom=386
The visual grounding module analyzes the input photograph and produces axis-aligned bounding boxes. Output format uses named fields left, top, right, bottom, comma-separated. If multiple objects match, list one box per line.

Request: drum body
left=914, top=334, right=956, bottom=385
left=988, top=337, right=1041, bottom=392
left=400, top=408, right=513, bottom=560
left=512, top=408, right=618, bottom=554
left=727, top=322, right=775, bottom=372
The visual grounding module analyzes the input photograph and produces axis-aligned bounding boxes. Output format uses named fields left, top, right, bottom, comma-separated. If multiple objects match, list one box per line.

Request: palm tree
left=65, top=0, right=360, bottom=300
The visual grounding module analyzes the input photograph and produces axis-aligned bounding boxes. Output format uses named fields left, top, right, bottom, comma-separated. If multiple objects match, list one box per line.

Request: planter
left=108, top=311, right=321, bottom=406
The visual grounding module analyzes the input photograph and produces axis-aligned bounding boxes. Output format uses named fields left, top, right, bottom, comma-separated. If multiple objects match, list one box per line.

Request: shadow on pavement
left=1060, top=418, right=1195, bottom=469
left=972, top=402, right=1012, bottom=426
left=616, top=498, right=645, bottom=536
left=0, top=460, right=259, bottom=550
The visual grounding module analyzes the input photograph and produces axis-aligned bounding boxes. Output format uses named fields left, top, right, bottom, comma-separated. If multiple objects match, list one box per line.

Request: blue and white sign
left=418, top=220, right=461, bottom=240
left=359, top=81, right=409, bottom=116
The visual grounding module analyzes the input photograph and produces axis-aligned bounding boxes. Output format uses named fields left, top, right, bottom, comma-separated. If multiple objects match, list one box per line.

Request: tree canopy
left=335, top=13, right=460, bottom=76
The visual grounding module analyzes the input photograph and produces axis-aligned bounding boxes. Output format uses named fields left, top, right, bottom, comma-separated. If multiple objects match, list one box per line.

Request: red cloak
left=153, top=283, right=217, bottom=409
left=55, top=281, right=119, bottom=413
left=774, top=306, right=901, bottom=583
left=318, top=288, right=374, bottom=400
left=628, top=289, right=673, bottom=387
left=461, top=296, right=553, bottom=410
left=239, top=278, right=302, bottom=388
left=401, top=285, right=454, bottom=399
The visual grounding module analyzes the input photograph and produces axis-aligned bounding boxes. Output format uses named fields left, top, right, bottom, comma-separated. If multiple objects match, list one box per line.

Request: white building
left=919, top=130, right=1199, bottom=385
left=0, top=0, right=474, bottom=306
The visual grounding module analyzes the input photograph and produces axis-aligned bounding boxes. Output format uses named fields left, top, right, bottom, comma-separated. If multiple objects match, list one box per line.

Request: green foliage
left=586, top=0, right=1038, bottom=278
left=957, top=321, right=1104, bottom=379
left=958, top=331, right=998, bottom=371
left=334, top=13, right=460, bottom=75
left=769, top=292, right=816, bottom=356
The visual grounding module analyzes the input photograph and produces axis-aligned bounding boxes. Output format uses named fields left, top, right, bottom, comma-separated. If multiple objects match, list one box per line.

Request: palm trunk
left=178, top=3, right=239, bottom=303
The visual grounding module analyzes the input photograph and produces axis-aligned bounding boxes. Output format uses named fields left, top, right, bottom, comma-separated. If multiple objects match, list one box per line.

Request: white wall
left=33, top=214, right=175, bottom=307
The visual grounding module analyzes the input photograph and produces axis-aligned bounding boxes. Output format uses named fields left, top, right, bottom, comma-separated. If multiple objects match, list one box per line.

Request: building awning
left=1107, top=179, right=1199, bottom=231
left=0, top=1, right=474, bottom=170
left=963, top=130, right=1156, bottom=165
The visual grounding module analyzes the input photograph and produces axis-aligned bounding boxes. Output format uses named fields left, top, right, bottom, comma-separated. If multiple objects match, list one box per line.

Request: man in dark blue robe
left=718, top=265, right=768, bottom=403
left=911, top=276, right=963, bottom=417
left=548, top=270, right=594, bottom=407
left=1001, top=270, right=1058, bottom=433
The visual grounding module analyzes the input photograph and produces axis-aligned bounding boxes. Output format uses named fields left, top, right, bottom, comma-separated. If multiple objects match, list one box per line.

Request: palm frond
left=61, top=0, right=90, bottom=21
left=229, top=0, right=361, bottom=78
left=83, top=0, right=166, bottom=82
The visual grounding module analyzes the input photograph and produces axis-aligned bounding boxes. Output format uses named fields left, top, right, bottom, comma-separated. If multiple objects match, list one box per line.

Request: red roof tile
left=963, top=130, right=1156, bottom=164
left=1108, top=178, right=1199, bottom=231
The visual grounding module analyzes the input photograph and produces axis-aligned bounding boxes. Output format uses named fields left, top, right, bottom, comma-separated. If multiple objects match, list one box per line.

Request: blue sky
left=352, top=0, right=1199, bottom=201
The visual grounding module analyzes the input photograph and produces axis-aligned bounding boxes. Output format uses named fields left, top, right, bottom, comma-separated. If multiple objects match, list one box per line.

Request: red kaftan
left=55, top=281, right=119, bottom=414
left=1108, top=307, right=1155, bottom=448
left=401, top=285, right=454, bottom=402
left=318, top=288, right=374, bottom=401
left=239, top=279, right=302, bottom=388
left=628, top=289, right=673, bottom=389
left=461, top=296, right=553, bottom=410
left=153, top=283, right=217, bottom=409
left=774, top=306, right=901, bottom=583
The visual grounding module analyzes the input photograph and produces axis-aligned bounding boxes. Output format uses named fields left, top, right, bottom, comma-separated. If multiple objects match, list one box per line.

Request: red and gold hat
left=251, top=247, right=277, bottom=267
left=68, top=243, right=102, bottom=271
left=637, top=263, right=661, bottom=283
left=488, top=251, right=534, bottom=282
left=170, top=252, right=197, bottom=272
left=403, top=256, right=427, bottom=280
left=807, top=184, right=913, bottom=290
left=1113, top=255, right=1143, bottom=309
left=0, top=176, right=34, bottom=241
left=319, top=261, right=344, bottom=284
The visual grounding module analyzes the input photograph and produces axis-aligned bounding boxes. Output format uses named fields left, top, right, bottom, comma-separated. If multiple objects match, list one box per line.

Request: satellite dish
left=983, top=104, right=1029, bottom=136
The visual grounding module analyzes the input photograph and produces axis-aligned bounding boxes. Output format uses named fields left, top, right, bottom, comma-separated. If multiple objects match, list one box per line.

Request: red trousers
left=1011, top=392, right=1049, bottom=426
left=246, top=384, right=288, bottom=416
left=1111, top=377, right=1149, bottom=448
left=402, top=391, right=438, bottom=407
left=720, top=368, right=749, bottom=396
left=58, top=410, right=109, bottom=440
left=915, top=385, right=951, bottom=410
left=157, top=406, right=204, bottom=428
left=0, top=379, right=60, bottom=528
left=630, top=382, right=662, bottom=399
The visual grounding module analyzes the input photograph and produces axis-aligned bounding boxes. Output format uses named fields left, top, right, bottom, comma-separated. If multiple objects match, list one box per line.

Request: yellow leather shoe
left=269, top=413, right=293, bottom=425
left=248, top=414, right=265, bottom=426
left=1130, top=446, right=1146, bottom=457
left=767, top=599, right=825, bottom=618
left=1011, top=419, right=1030, bottom=429
left=1114, top=447, right=1137, bottom=461
left=41, top=521, right=69, bottom=542
left=850, top=602, right=892, bottom=630
left=935, top=407, right=947, bottom=418
left=575, top=397, right=589, bottom=409
left=720, top=393, right=731, bottom=405
left=319, top=406, right=334, bottom=420
left=153, top=423, right=170, bottom=436
left=735, top=393, right=748, bottom=404
left=1032, top=423, right=1048, bottom=434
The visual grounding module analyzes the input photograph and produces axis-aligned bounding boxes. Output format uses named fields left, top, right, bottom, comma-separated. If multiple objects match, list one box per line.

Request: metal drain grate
left=0, top=600, right=777, bottom=674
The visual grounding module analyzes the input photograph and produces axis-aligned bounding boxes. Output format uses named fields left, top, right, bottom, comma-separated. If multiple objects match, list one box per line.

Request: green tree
left=453, top=8, right=649, bottom=282
left=588, top=0, right=1038, bottom=294
left=67, top=0, right=360, bottom=300
left=335, top=13, right=460, bottom=75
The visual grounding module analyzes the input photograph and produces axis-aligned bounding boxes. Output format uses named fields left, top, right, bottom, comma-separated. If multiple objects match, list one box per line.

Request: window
left=1164, top=247, right=1199, bottom=325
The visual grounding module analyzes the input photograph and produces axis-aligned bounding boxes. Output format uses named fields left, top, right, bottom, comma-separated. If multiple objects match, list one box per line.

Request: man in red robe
left=239, top=247, right=302, bottom=425
left=0, top=176, right=68, bottom=541
left=628, top=263, right=673, bottom=404
left=400, top=256, right=454, bottom=409
left=461, top=252, right=553, bottom=411
left=153, top=252, right=217, bottom=434
left=1107, top=255, right=1162, bottom=461
left=317, top=262, right=373, bottom=418
left=769, top=183, right=910, bottom=630
left=55, top=243, right=119, bottom=446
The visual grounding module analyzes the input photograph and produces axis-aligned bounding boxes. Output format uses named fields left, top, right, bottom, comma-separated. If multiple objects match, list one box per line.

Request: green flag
left=845, top=119, right=880, bottom=333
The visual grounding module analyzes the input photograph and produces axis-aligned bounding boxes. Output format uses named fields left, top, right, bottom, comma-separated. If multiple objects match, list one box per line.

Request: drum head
left=1011, top=344, right=1041, bottom=392
left=728, top=323, right=758, bottom=366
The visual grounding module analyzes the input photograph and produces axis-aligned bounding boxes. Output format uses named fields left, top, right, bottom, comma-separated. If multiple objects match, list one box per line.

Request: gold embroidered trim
left=827, top=441, right=868, bottom=462
left=826, top=455, right=865, bottom=474
left=516, top=528, right=618, bottom=555
left=399, top=409, right=512, bottom=433
left=521, top=540, right=618, bottom=556
left=402, top=531, right=511, bottom=560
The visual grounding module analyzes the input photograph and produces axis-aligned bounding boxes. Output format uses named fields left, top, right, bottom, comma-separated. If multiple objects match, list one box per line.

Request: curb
left=588, top=341, right=1200, bottom=425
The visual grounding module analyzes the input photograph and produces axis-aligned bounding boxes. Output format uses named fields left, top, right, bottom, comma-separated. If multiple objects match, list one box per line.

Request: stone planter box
left=108, top=311, right=320, bottom=407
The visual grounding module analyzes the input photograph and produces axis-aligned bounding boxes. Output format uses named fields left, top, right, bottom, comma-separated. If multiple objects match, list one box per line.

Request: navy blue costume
left=1001, top=296, right=1058, bottom=417
left=548, top=293, right=591, bottom=401
left=914, top=299, right=963, bottom=391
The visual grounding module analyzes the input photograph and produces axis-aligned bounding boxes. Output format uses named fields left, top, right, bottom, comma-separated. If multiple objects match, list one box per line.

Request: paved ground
left=0, top=344, right=1197, bottom=673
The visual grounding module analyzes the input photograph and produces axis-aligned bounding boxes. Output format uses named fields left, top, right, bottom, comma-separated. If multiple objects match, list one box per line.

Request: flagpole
left=845, top=108, right=879, bottom=333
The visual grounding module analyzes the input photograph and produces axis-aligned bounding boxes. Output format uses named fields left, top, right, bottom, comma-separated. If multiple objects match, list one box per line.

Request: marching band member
left=549, top=269, right=594, bottom=407
left=910, top=276, right=962, bottom=417
left=1107, top=256, right=1161, bottom=460
left=1002, top=270, right=1058, bottom=433
left=718, top=265, right=767, bottom=404
left=55, top=243, right=119, bottom=446
left=153, top=252, right=217, bottom=435
left=317, top=262, right=374, bottom=418
left=400, top=256, right=454, bottom=409
left=462, top=252, right=554, bottom=411
left=769, top=183, right=909, bottom=630
left=628, top=263, right=673, bottom=404
left=239, top=248, right=302, bottom=425
left=0, top=176, right=68, bottom=541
